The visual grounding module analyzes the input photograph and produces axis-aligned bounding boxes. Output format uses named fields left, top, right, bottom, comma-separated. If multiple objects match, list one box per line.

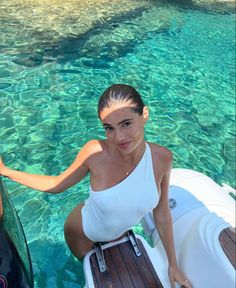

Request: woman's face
left=99, top=100, right=149, bottom=154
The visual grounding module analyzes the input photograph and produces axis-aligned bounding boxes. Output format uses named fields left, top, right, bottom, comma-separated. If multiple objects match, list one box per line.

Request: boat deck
left=219, top=226, right=236, bottom=269
left=89, top=238, right=164, bottom=288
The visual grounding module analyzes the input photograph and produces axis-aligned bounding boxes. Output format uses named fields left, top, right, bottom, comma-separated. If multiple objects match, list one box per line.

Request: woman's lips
left=117, top=141, right=132, bottom=150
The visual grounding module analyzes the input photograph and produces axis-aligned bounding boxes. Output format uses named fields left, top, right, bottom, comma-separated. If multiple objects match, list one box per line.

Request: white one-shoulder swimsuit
left=81, top=143, right=159, bottom=242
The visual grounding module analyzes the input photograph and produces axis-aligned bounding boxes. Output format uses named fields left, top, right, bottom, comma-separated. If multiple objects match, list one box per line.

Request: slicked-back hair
left=98, top=84, right=145, bottom=118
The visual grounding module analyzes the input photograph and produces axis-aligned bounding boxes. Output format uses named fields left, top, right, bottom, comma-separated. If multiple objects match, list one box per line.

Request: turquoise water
left=0, top=0, right=235, bottom=287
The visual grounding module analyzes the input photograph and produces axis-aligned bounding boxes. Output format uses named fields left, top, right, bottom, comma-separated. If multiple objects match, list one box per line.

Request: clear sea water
left=0, top=0, right=235, bottom=287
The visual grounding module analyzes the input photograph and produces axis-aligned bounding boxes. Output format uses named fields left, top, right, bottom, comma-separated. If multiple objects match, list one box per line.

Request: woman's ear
left=143, top=106, right=149, bottom=123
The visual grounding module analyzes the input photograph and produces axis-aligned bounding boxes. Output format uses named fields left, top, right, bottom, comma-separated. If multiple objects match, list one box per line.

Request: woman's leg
left=64, top=203, right=94, bottom=260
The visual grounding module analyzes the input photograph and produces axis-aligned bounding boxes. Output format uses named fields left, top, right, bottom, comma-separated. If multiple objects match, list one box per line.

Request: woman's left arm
left=153, top=150, right=192, bottom=288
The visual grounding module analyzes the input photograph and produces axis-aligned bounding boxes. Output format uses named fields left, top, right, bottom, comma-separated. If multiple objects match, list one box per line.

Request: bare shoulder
left=82, top=140, right=104, bottom=154
left=147, top=142, right=173, bottom=167
left=81, top=139, right=108, bottom=166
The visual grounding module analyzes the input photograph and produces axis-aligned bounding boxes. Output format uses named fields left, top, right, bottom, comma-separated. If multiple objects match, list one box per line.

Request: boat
left=83, top=168, right=236, bottom=288
left=0, top=177, right=34, bottom=288
left=0, top=169, right=235, bottom=288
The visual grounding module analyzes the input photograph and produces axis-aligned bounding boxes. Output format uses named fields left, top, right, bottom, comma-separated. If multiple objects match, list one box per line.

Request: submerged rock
left=13, top=55, right=43, bottom=67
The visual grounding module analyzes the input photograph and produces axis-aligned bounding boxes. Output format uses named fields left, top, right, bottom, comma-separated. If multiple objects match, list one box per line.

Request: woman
left=0, top=84, right=191, bottom=288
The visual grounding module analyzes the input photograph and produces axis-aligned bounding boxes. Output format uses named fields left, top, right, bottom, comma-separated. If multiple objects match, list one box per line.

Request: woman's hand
left=168, top=265, right=192, bottom=288
left=0, top=157, right=6, bottom=175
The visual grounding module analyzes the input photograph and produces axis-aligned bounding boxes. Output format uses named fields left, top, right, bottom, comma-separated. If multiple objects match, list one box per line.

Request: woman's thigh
left=64, top=203, right=94, bottom=259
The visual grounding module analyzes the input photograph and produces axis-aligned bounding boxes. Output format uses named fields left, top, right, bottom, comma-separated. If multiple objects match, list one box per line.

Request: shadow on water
left=45, top=6, right=150, bottom=65
left=2, top=0, right=234, bottom=68
left=0, top=0, right=235, bottom=68
left=6, top=6, right=149, bottom=68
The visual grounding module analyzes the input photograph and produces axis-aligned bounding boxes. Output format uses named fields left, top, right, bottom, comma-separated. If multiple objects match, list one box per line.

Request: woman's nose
left=114, top=128, right=125, bottom=142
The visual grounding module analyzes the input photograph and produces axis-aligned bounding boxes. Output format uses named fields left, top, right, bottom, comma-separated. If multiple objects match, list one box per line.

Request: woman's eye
left=104, top=126, right=113, bottom=132
left=122, top=121, right=131, bottom=127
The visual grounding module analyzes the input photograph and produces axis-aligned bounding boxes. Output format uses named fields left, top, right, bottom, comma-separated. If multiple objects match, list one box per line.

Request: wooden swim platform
left=89, top=234, right=164, bottom=288
left=219, top=226, right=236, bottom=269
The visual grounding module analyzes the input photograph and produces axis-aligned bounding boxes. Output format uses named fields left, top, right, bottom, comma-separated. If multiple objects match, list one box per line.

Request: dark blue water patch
left=58, top=69, right=81, bottom=74
left=157, top=0, right=235, bottom=15
left=0, top=82, right=12, bottom=89
left=12, top=54, right=43, bottom=67
left=52, top=7, right=150, bottom=62
left=198, top=121, right=222, bottom=136
left=85, top=6, right=148, bottom=34
left=228, top=131, right=236, bottom=138
left=54, top=24, right=180, bottom=67
left=0, top=45, right=9, bottom=52
left=81, top=58, right=111, bottom=69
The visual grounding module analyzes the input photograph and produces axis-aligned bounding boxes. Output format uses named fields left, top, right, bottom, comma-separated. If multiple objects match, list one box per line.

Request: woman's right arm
left=0, top=141, right=96, bottom=194
left=0, top=162, right=59, bottom=193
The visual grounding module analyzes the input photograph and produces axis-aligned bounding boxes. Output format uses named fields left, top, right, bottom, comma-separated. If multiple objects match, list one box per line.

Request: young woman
left=0, top=84, right=191, bottom=288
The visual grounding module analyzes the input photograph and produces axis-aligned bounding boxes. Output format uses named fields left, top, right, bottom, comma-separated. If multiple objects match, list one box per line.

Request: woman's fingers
left=0, top=157, right=5, bottom=174
left=181, top=279, right=192, bottom=288
left=169, top=273, right=175, bottom=288
left=169, top=265, right=192, bottom=288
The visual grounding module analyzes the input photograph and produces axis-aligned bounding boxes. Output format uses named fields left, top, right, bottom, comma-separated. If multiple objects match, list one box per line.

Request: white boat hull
left=142, top=168, right=235, bottom=288
left=84, top=169, right=235, bottom=288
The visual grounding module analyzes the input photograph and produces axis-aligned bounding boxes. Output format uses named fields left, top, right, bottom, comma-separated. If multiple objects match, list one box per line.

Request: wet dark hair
left=98, top=84, right=145, bottom=118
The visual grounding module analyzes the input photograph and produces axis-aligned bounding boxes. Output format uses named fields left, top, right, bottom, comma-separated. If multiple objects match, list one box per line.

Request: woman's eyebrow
left=118, top=118, right=133, bottom=125
left=103, top=118, right=133, bottom=127
left=103, top=122, right=112, bottom=126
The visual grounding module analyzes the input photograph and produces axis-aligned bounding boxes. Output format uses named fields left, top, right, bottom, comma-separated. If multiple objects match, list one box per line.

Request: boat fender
left=0, top=275, right=7, bottom=288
